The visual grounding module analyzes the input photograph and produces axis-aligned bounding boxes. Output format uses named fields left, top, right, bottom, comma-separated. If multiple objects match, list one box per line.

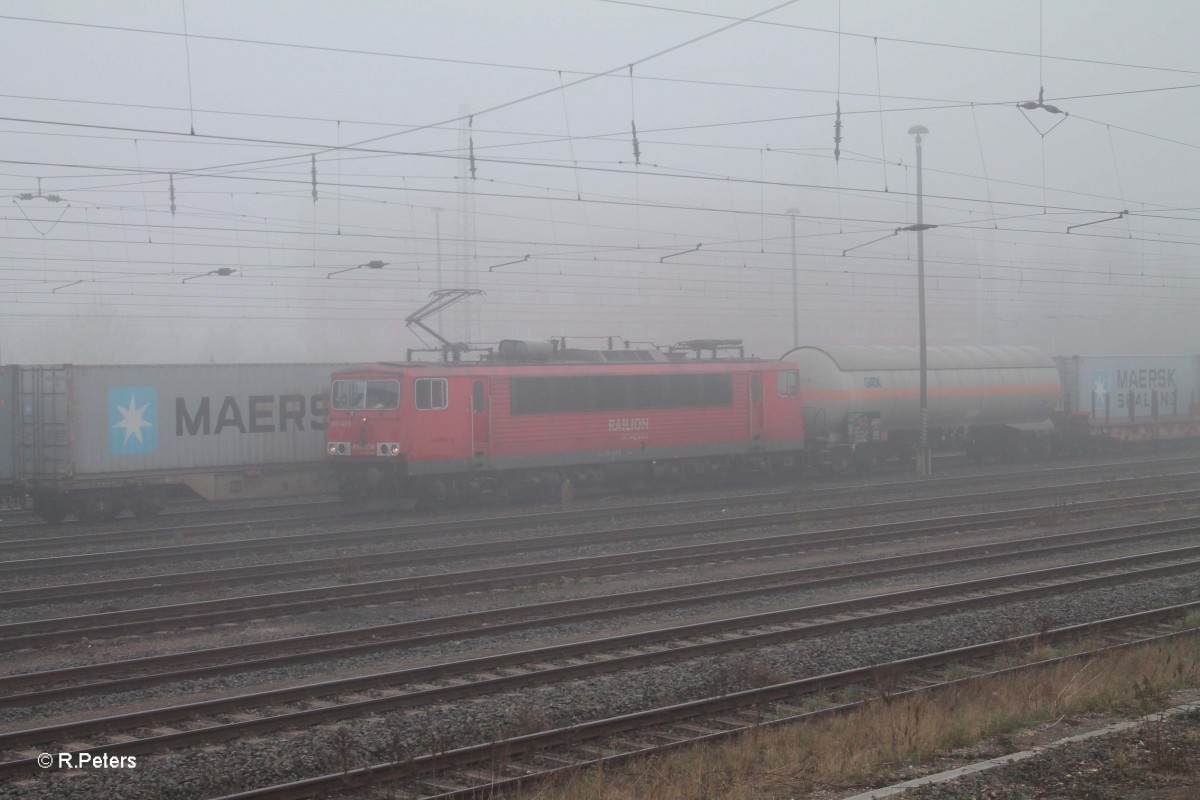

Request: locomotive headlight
left=328, top=442, right=350, bottom=456
left=376, top=442, right=402, bottom=457
left=328, top=442, right=337, bottom=455
left=389, top=444, right=400, bottom=456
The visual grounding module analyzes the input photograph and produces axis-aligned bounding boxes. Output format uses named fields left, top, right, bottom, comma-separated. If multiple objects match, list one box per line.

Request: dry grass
left=522, top=634, right=1200, bottom=800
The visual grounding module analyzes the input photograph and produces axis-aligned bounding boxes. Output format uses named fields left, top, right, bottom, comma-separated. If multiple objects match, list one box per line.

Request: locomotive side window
left=511, top=373, right=733, bottom=414
left=415, top=378, right=448, bottom=410
left=778, top=370, right=798, bottom=397
left=332, top=380, right=400, bottom=410
left=750, top=375, right=761, bottom=402
left=472, top=381, right=486, bottom=412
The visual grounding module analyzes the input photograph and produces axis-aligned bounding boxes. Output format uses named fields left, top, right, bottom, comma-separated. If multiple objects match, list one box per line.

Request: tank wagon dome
left=780, top=345, right=1061, bottom=443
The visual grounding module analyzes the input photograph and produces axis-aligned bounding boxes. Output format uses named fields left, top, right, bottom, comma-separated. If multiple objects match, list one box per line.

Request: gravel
left=6, top=572, right=1198, bottom=800
left=5, top=455, right=1200, bottom=799
left=891, top=702, right=1200, bottom=800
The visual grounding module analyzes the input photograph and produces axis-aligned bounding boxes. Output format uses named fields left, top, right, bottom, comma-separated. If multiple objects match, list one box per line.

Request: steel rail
left=4, top=487, right=1199, bottom=648
left=4, top=468, right=1199, bottom=597
left=3, top=466, right=1197, bottom=579
left=0, top=498, right=339, bottom=541
left=1, top=549, right=1198, bottom=777
left=3, top=513, right=1199, bottom=707
left=1, top=454, right=1186, bottom=551
left=212, top=607, right=1200, bottom=800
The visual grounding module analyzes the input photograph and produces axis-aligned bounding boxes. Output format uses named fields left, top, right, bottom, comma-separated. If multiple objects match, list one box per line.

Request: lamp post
left=786, top=207, right=800, bottom=349
left=908, top=125, right=931, bottom=476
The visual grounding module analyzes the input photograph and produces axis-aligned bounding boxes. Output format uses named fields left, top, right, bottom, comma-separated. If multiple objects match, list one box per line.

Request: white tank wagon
left=780, top=345, right=1062, bottom=469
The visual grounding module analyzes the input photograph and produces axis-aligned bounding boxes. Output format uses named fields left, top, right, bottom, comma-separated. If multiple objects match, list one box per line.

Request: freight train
left=324, top=340, right=1200, bottom=505
left=4, top=346, right=1198, bottom=521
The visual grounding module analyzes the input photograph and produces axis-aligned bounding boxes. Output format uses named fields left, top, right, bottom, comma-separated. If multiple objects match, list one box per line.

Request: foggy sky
left=1, top=0, right=1198, bottom=364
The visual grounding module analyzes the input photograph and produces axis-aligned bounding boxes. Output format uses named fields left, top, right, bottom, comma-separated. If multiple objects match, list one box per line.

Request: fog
left=1, top=0, right=1197, bottom=364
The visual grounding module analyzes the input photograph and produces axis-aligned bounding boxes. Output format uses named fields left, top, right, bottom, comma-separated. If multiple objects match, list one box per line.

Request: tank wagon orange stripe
left=803, top=383, right=1062, bottom=401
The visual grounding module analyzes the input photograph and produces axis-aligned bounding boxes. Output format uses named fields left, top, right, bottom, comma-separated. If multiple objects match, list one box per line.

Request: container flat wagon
left=4, top=363, right=359, bottom=522
left=1055, top=355, right=1200, bottom=444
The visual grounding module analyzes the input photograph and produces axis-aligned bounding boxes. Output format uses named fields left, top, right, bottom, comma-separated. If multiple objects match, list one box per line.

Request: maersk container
left=15, top=363, right=359, bottom=516
left=781, top=345, right=1061, bottom=444
left=1055, top=355, right=1200, bottom=423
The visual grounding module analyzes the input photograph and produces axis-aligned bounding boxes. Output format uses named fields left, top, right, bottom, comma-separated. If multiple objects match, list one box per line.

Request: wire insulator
left=310, top=154, right=318, bottom=203
left=168, top=173, right=176, bottom=215
left=631, top=120, right=641, bottom=166
left=834, top=100, right=843, bottom=163
left=469, top=115, right=477, bottom=179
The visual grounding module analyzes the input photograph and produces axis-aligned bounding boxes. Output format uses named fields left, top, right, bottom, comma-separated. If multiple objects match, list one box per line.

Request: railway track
left=2, top=507, right=1199, bottom=706
left=3, top=549, right=1197, bottom=784
left=211, top=609, right=1200, bottom=800
left=4, top=483, right=1200, bottom=647
left=0, top=454, right=1191, bottom=558
left=0, top=497, right=339, bottom=538
left=4, top=468, right=1199, bottom=589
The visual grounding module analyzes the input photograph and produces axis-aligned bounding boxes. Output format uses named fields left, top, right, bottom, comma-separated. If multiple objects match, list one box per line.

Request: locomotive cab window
left=778, top=370, right=798, bottom=397
left=415, top=378, right=448, bottom=410
left=332, top=379, right=400, bottom=410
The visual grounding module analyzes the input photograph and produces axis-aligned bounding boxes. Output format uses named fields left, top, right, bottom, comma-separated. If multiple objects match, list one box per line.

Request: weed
left=329, top=725, right=358, bottom=775
left=801, top=695, right=829, bottom=714
left=945, top=664, right=970, bottom=681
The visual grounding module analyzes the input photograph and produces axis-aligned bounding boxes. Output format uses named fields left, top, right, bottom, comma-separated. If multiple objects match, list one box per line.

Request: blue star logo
left=109, top=387, right=158, bottom=454
left=1091, top=371, right=1108, bottom=413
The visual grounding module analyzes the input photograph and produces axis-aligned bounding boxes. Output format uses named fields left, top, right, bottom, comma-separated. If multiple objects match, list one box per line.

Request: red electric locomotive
left=326, top=340, right=805, bottom=503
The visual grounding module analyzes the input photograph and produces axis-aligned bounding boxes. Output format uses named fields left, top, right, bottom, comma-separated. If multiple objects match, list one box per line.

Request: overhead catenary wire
left=2, top=2, right=1198, bottom=360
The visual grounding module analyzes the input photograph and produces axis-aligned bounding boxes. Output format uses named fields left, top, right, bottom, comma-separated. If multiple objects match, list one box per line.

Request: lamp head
left=907, top=125, right=929, bottom=136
